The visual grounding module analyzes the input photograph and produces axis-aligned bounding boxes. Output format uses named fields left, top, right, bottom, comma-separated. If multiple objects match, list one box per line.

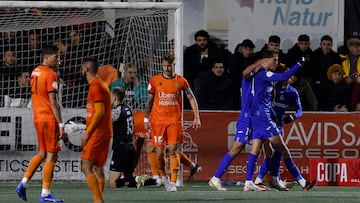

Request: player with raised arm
left=244, top=50, right=316, bottom=191
left=80, top=57, right=112, bottom=203
left=255, top=67, right=303, bottom=189
left=16, top=45, right=65, bottom=202
left=208, top=58, right=268, bottom=191
left=144, top=53, right=201, bottom=192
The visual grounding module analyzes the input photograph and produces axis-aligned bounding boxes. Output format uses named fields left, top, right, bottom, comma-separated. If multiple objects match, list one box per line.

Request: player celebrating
left=245, top=50, right=316, bottom=191
left=16, top=45, right=65, bottom=202
left=255, top=68, right=303, bottom=189
left=81, top=57, right=112, bottom=203
left=144, top=53, right=201, bottom=192
left=209, top=58, right=268, bottom=191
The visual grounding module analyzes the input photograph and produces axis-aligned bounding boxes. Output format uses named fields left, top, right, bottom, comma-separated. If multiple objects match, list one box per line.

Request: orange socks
left=97, top=177, right=105, bottom=194
left=86, top=174, right=103, bottom=203
left=170, top=154, right=180, bottom=183
left=157, top=154, right=166, bottom=177
left=24, top=154, right=43, bottom=180
left=42, top=162, right=55, bottom=190
left=148, top=152, right=159, bottom=177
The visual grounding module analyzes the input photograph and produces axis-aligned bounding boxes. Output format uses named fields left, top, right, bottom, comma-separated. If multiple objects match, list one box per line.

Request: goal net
left=0, top=1, right=183, bottom=181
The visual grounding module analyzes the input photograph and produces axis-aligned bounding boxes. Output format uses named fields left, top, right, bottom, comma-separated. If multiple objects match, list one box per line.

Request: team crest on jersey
left=280, top=94, right=284, bottom=101
left=175, top=82, right=179, bottom=87
left=266, top=71, right=274, bottom=78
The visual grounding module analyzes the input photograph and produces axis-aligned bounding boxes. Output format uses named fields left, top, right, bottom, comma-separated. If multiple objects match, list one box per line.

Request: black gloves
left=283, top=115, right=295, bottom=124
left=271, top=116, right=281, bottom=126
left=298, top=55, right=309, bottom=66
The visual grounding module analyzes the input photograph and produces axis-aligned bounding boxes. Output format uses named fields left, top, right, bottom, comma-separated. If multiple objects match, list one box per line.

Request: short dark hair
left=260, top=50, right=275, bottom=59
left=212, top=59, right=224, bottom=67
left=321, top=35, right=333, bottom=42
left=298, top=34, right=310, bottom=42
left=83, top=56, right=99, bottom=73
left=41, top=45, right=58, bottom=56
left=162, top=53, right=175, bottom=64
left=194, top=30, right=209, bottom=40
left=111, top=87, right=125, bottom=103
left=268, top=35, right=281, bottom=44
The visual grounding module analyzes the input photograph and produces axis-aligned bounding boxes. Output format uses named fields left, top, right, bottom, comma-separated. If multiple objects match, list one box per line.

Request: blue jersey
left=250, top=63, right=301, bottom=139
left=272, top=82, right=303, bottom=133
left=234, top=75, right=254, bottom=144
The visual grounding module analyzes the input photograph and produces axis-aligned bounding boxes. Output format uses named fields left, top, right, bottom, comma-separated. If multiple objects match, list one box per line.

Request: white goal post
left=0, top=1, right=184, bottom=182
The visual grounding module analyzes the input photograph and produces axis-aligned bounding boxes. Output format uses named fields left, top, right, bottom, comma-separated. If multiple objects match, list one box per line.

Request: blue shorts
left=251, top=116, right=280, bottom=140
left=234, top=117, right=252, bottom=144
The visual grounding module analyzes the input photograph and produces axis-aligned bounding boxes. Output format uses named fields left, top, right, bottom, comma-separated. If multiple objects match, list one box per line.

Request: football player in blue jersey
left=244, top=50, right=316, bottom=191
left=209, top=57, right=269, bottom=191
left=254, top=66, right=303, bottom=190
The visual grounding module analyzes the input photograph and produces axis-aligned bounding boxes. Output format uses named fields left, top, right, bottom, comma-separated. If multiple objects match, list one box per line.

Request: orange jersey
left=82, top=78, right=112, bottom=166
left=85, top=78, right=113, bottom=138
left=30, top=65, right=59, bottom=122
left=97, top=64, right=119, bottom=86
left=148, top=74, right=190, bottom=124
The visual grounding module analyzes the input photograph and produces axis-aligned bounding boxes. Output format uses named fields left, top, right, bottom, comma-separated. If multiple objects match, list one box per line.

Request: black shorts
left=109, top=144, right=135, bottom=174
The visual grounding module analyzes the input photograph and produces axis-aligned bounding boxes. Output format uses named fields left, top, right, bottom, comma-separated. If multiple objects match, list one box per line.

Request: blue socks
left=258, top=158, right=270, bottom=179
left=245, top=153, right=257, bottom=181
left=284, top=158, right=303, bottom=180
left=214, top=153, right=234, bottom=178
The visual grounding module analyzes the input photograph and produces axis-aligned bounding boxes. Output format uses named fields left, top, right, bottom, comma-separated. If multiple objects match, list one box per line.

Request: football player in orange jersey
left=133, top=112, right=202, bottom=185
left=16, top=45, right=65, bottom=202
left=80, top=57, right=112, bottom=203
left=144, top=54, right=201, bottom=192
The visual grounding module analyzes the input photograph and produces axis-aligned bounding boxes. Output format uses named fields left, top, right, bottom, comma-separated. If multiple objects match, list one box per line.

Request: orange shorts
left=34, top=121, right=61, bottom=153
left=81, top=133, right=111, bottom=167
left=150, top=122, right=183, bottom=147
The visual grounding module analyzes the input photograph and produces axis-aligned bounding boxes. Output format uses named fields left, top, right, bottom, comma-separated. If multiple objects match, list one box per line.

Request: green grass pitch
left=2, top=181, right=360, bottom=203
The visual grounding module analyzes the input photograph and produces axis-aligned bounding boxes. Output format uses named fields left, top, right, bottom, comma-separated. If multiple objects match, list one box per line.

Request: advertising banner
left=228, top=0, right=343, bottom=52
left=309, top=158, right=360, bottom=186
left=1, top=109, right=359, bottom=185
left=183, top=111, right=360, bottom=182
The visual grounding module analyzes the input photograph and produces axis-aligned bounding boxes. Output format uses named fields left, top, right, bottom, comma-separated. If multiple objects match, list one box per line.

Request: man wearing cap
left=341, top=37, right=360, bottom=84
left=229, top=39, right=256, bottom=109
left=320, top=64, right=351, bottom=112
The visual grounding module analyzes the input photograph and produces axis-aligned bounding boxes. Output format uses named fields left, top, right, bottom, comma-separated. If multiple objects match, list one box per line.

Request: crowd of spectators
left=183, top=29, right=360, bottom=112
left=1, top=21, right=360, bottom=112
